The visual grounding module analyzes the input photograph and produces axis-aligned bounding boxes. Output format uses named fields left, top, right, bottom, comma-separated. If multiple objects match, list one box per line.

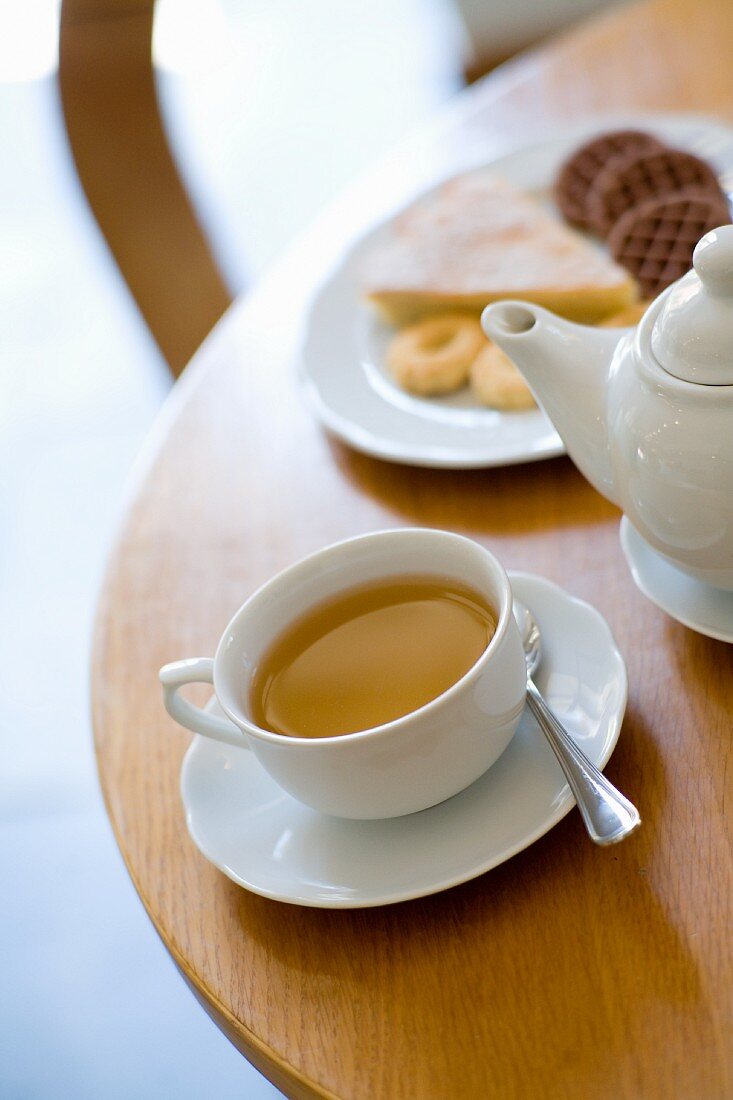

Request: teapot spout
left=482, top=302, right=622, bottom=505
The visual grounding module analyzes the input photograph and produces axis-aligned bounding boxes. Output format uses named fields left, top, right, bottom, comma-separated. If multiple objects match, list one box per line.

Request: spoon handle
left=525, top=678, right=641, bottom=846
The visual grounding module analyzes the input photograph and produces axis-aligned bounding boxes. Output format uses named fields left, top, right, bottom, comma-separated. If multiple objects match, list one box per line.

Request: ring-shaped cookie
left=469, top=343, right=536, bottom=411
left=387, top=314, right=485, bottom=396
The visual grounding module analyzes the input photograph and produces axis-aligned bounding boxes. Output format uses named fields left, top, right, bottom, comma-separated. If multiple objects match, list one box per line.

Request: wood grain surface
left=93, top=1, right=733, bottom=1096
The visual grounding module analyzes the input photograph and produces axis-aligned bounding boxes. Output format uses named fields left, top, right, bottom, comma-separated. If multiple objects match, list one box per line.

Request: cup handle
left=159, top=658, right=251, bottom=750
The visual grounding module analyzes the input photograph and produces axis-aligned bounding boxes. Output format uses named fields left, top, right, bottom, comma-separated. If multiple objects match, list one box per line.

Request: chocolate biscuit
left=588, top=146, right=724, bottom=237
left=607, top=187, right=731, bottom=297
left=555, top=130, right=663, bottom=230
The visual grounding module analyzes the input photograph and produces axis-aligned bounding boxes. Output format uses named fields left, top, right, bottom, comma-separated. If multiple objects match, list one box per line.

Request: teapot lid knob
left=692, top=225, right=733, bottom=298
left=651, top=224, right=733, bottom=385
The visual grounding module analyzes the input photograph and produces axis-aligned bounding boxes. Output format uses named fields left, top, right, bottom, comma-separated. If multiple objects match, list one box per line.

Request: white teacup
left=160, top=528, right=526, bottom=819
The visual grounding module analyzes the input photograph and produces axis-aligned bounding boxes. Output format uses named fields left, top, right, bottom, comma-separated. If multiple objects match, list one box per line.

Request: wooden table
left=93, top=1, right=733, bottom=1096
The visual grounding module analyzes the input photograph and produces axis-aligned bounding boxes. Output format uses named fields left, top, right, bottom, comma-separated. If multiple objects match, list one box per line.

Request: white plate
left=620, top=517, right=733, bottom=643
left=180, top=572, right=628, bottom=908
left=299, top=114, right=733, bottom=469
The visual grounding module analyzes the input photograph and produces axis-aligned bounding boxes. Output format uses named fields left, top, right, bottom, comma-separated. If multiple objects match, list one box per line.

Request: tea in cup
left=160, top=528, right=526, bottom=819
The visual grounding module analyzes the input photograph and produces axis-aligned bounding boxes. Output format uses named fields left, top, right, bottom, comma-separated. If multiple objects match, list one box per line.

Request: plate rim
left=299, top=369, right=566, bottom=469
left=180, top=571, right=628, bottom=908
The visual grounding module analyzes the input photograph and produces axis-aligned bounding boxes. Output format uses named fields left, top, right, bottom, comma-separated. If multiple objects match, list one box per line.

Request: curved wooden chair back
left=58, top=0, right=232, bottom=376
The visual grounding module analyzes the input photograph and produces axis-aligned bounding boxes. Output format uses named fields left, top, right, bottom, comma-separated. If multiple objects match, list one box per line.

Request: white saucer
left=620, top=518, right=733, bottom=643
left=299, top=114, right=733, bottom=469
left=180, top=573, right=627, bottom=908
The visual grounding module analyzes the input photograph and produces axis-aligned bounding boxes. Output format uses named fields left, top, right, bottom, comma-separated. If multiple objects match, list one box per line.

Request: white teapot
left=483, top=226, right=733, bottom=594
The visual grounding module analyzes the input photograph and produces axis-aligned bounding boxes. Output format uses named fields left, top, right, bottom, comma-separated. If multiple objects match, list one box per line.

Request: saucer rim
left=619, top=517, right=733, bottom=643
left=180, top=572, right=627, bottom=908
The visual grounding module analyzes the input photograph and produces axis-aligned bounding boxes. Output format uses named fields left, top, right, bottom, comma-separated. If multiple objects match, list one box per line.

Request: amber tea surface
left=250, top=575, right=496, bottom=738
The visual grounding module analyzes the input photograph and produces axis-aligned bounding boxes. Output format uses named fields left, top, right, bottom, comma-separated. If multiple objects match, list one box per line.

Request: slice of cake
left=362, top=172, right=637, bottom=325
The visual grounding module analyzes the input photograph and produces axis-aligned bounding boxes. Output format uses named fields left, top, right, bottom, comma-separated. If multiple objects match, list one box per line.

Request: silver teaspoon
left=513, top=599, right=641, bottom=846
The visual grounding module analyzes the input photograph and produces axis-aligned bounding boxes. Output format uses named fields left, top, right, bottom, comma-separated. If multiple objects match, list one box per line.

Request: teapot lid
left=651, top=224, right=733, bottom=385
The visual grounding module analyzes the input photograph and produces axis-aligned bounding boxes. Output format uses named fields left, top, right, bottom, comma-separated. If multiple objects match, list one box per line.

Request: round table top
left=94, top=1, right=733, bottom=1096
